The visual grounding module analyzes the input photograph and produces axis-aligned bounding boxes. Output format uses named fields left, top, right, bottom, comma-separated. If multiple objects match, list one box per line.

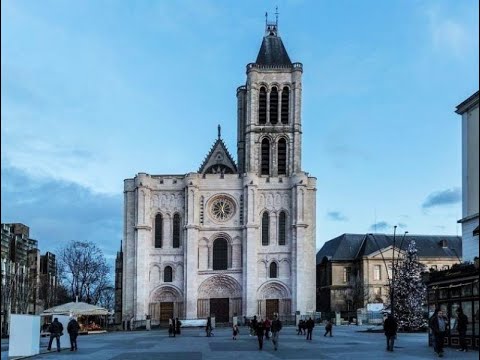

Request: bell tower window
left=278, top=211, right=287, bottom=245
left=281, top=87, right=289, bottom=124
left=259, top=87, right=267, bottom=124
left=261, top=138, right=270, bottom=175
left=278, top=138, right=287, bottom=175
left=173, top=213, right=181, bottom=248
left=262, top=212, right=270, bottom=246
left=270, top=87, right=278, bottom=124
left=154, top=214, right=163, bottom=248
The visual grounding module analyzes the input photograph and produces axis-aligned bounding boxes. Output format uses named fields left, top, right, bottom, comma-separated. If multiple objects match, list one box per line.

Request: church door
left=160, top=302, right=174, bottom=323
left=210, top=298, right=229, bottom=323
left=266, top=299, right=279, bottom=319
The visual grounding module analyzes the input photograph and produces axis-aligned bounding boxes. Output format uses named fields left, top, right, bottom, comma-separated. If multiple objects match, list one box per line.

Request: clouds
left=326, top=211, right=348, bottom=222
left=0, top=166, right=122, bottom=263
left=424, top=3, right=479, bottom=59
left=369, top=221, right=407, bottom=232
left=422, top=187, right=461, bottom=209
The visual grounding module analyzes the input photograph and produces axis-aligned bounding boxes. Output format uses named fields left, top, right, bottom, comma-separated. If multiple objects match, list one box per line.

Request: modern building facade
left=456, top=91, right=479, bottom=263
left=316, top=233, right=462, bottom=315
left=122, top=20, right=317, bottom=324
left=0, top=223, right=58, bottom=336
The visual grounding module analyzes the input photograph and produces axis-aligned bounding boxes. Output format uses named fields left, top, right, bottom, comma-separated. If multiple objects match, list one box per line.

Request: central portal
left=210, top=298, right=229, bottom=323
left=266, top=299, right=279, bottom=319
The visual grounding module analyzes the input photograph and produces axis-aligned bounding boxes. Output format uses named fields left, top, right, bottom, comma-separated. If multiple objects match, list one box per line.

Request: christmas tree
left=390, top=240, right=427, bottom=330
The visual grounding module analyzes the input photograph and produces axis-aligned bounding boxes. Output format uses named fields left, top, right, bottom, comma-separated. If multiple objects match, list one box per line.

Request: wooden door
left=160, top=302, right=174, bottom=323
left=266, top=299, right=279, bottom=319
left=210, top=298, right=229, bottom=323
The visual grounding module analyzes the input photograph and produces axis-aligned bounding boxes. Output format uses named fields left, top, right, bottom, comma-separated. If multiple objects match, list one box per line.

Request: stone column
left=244, top=180, right=259, bottom=316
left=184, top=184, right=199, bottom=319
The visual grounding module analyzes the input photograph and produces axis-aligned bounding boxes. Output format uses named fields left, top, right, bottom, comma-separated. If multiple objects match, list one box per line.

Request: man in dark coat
left=67, top=317, right=80, bottom=351
left=205, top=317, right=212, bottom=337
left=271, top=316, right=282, bottom=351
left=429, top=309, right=448, bottom=357
left=383, top=314, right=397, bottom=352
left=256, top=319, right=265, bottom=350
left=171, top=318, right=176, bottom=338
left=305, top=317, right=315, bottom=340
left=47, top=318, right=64, bottom=352
left=250, top=315, right=258, bottom=336
left=456, top=307, right=469, bottom=352
left=175, top=317, right=182, bottom=335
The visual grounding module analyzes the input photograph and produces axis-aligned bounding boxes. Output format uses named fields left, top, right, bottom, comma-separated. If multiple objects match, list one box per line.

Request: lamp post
left=369, top=228, right=406, bottom=319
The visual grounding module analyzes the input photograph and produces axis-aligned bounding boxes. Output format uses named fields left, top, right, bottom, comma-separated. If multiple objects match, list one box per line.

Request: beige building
left=121, top=19, right=317, bottom=324
left=456, top=91, right=479, bottom=262
left=316, top=233, right=462, bottom=314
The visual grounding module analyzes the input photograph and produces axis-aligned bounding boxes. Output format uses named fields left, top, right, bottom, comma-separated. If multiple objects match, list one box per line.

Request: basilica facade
left=121, top=20, right=317, bottom=323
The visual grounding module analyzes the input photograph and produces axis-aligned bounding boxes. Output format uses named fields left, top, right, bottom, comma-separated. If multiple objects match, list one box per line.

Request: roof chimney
left=439, top=239, right=448, bottom=248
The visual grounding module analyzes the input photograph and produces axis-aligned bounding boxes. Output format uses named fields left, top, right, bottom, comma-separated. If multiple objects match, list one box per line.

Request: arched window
left=269, top=262, right=278, bottom=278
left=261, top=138, right=270, bottom=175
left=154, top=214, right=163, bottom=248
left=270, top=87, right=278, bottom=124
left=278, top=138, right=287, bottom=175
left=173, top=213, right=181, bottom=248
left=278, top=211, right=287, bottom=245
left=259, top=87, right=267, bottom=124
left=213, top=238, right=228, bottom=270
left=164, top=266, right=173, bottom=282
left=262, top=212, right=269, bottom=246
left=281, top=87, right=289, bottom=124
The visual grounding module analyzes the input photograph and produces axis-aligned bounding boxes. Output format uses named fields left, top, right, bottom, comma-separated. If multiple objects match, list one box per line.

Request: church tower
left=237, top=15, right=303, bottom=177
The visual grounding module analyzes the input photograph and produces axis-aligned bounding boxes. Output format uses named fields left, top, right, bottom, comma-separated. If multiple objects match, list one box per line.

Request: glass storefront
left=425, top=264, right=479, bottom=350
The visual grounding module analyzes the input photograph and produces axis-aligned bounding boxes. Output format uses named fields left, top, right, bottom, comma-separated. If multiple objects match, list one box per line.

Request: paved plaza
left=3, top=325, right=478, bottom=360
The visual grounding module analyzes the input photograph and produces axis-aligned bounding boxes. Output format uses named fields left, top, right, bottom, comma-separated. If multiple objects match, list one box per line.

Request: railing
left=246, top=63, right=303, bottom=71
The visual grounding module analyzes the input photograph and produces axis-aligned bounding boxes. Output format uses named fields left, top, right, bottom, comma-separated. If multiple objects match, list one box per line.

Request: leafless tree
left=342, top=273, right=372, bottom=311
left=58, top=241, right=111, bottom=304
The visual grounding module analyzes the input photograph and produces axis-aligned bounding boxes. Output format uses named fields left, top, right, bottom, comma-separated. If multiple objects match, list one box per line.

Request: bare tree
left=58, top=241, right=111, bottom=304
left=342, top=273, right=372, bottom=311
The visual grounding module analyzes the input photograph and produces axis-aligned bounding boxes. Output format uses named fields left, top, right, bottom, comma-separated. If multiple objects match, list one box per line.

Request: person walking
left=256, top=319, right=265, bottom=350
left=324, top=320, right=333, bottom=337
left=297, top=319, right=304, bottom=335
left=171, top=318, right=176, bottom=338
left=305, top=317, right=315, bottom=340
left=232, top=324, right=239, bottom=340
left=47, top=318, right=64, bottom=352
left=175, top=317, right=182, bottom=335
left=67, top=317, right=80, bottom=352
left=271, top=315, right=282, bottom=351
left=205, top=317, right=212, bottom=337
left=429, top=309, right=448, bottom=357
left=383, top=314, right=397, bottom=352
left=455, top=307, right=469, bottom=352
left=250, top=315, right=258, bottom=336
left=264, top=317, right=271, bottom=340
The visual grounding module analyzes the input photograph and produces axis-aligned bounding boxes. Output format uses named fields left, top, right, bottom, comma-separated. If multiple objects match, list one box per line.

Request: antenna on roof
left=218, top=124, right=221, bottom=139
left=265, top=12, right=268, bottom=26
left=275, top=6, right=279, bottom=26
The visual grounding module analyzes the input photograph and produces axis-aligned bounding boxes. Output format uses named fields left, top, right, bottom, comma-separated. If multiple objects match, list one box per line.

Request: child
left=232, top=324, right=239, bottom=340
left=324, top=320, right=333, bottom=337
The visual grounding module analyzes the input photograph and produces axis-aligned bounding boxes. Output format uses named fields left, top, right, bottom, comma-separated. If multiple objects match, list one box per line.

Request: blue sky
left=1, top=0, right=478, bottom=267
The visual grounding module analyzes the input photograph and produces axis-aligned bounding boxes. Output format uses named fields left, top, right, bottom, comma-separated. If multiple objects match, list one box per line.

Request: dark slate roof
left=316, top=233, right=462, bottom=264
left=255, top=35, right=292, bottom=66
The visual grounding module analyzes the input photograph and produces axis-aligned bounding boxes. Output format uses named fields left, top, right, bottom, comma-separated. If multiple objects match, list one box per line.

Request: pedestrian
left=264, top=317, right=271, bottom=339
left=305, top=317, right=315, bottom=340
left=47, top=317, right=64, bottom=352
left=383, top=314, right=397, bottom=352
left=175, top=317, right=182, bottom=335
left=324, top=320, right=333, bottom=337
left=256, top=319, right=265, bottom=350
left=67, top=317, right=80, bottom=352
left=171, top=318, right=176, bottom=338
left=232, top=324, right=239, bottom=340
left=455, top=307, right=469, bottom=352
left=271, top=315, right=282, bottom=351
left=205, top=317, right=212, bottom=337
left=429, top=308, right=448, bottom=357
left=297, top=319, right=304, bottom=335
left=250, top=315, right=258, bottom=336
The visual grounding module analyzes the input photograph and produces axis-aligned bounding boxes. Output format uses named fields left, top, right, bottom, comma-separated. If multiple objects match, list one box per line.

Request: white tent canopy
left=42, top=301, right=109, bottom=316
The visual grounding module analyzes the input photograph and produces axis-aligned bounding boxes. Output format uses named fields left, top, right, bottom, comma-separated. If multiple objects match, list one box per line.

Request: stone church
left=120, top=19, right=317, bottom=324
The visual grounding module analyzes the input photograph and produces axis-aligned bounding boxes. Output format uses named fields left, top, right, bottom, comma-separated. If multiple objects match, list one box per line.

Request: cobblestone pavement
left=4, top=325, right=479, bottom=360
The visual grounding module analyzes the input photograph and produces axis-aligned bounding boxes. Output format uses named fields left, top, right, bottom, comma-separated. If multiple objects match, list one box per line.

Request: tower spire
left=218, top=124, right=221, bottom=139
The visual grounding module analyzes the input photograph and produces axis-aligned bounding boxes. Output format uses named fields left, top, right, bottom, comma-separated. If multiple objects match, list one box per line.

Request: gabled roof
left=316, top=233, right=462, bottom=264
left=198, top=137, right=237, bottom=175
left=255, top=35, right=292, bottom=66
